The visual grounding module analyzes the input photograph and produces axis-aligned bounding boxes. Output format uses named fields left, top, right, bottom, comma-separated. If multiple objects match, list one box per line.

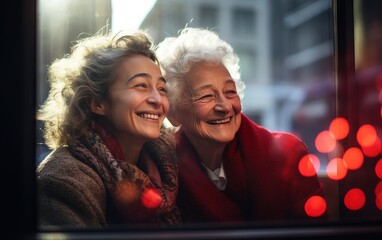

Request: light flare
left=329, top=117, right=349, bottom=140
left=315, top=130, right=337, bottom=153
left=304, top=195, right=326, bottom=217
left=357, top=124, right=378, bottom=147
left=375, top=181, right=382, bottom=196
left=376, top=191, right=382, bottom=211
left=376, top=181, right=382, bottom=210
left=326, top=157, right=348, bottom=180
left=298, top=154, right=320, bottom=177
left=141, top=188, right=162, bottom=209
left=375, top=159, right=382, bottom=179
left=115, top=181, right=139, bottom=204
left=362, top=137, right=381, bottom=157
left=344, top=188, right=366, bottom=211
left=343, top=147, right=364, bottom=170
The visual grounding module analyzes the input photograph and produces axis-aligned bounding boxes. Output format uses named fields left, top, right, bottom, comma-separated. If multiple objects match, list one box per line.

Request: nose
left=214, top=94, right=230, bottom=113
left=147, top=89, right=163, bottom=106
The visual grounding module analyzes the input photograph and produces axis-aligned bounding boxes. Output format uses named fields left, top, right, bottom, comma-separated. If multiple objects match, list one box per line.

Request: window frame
left=5, top=0, right=382, bottom=239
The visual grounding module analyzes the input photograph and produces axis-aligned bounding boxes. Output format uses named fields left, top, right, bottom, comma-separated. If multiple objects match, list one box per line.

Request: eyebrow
left=194, top=79, right=235, bottom=92
left=127, top=72, right=166, bottom=83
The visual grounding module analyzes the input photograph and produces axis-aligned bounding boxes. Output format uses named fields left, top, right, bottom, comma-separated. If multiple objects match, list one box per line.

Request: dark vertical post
left=2, top=0, right=37, bottom=239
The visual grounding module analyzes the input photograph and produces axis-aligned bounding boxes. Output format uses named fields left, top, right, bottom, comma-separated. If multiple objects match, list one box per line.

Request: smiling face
left=93, top=54, right=169, bottom=145
left=172, top=61, right=241, bottom=146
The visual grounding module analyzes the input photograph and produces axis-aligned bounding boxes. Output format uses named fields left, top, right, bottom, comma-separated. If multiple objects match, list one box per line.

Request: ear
left=90, top=98, right=107, bottom=116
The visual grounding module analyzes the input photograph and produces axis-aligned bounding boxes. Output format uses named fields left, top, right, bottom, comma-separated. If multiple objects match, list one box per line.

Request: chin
left=146, top=132, right=161, bottom=140
left=212, top=134, right=236, bottom=143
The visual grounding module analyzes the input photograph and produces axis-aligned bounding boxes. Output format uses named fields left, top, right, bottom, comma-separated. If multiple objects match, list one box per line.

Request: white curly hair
left=155, top=27, right=245, bottom=114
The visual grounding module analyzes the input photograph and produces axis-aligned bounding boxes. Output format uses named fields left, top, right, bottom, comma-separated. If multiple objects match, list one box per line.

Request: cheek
left=191, top=102, right=211, bottom=120
left=109, top=93, right=136, bottom=114
left=177, top=103, right=203, bottom=127
left=232, top=98, right=242, bottom=113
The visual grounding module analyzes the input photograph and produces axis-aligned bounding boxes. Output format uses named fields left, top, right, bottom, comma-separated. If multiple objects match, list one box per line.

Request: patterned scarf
left=68, top=121, right=181, bottom=225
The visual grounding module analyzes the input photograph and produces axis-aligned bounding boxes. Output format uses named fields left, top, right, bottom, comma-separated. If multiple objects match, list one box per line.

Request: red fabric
left=94, top=121, right=125, bottom=161
left=176, top=113, right=326, bottom=224
left=90, top=120, right=181, bottom=223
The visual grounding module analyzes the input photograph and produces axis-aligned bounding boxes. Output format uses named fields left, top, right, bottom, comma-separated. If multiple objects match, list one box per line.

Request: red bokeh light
left=376, top=73, right=382, bottom=91
left=375, top=181, right=382, bottom=196
left=362, top=137, right=381, bottom=158
left=304, top=195, right=327, bottom=217
left=326, top=157, right=348, bottom=180
left=342, top=147, right=364, bottom=170
left=344, top=188, right=366, bottom=211
left=115, top=181, right=139, bottom=204
left=376, top=160, right=382, bottom=179
left=329, top=117, right=349, bottom=140
left=141, top=188, right=162, bottom=209
left=376, top=192, right=382, bottom=211
left=357, top=124, right=378, bottom=148
left=315, top=130, right=337, bottom=153
left=298, top=154, right=320, bottom=177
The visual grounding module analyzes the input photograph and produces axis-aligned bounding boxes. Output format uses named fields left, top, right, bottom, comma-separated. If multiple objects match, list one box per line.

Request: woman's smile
left=207, top=117, right=232, bottom=125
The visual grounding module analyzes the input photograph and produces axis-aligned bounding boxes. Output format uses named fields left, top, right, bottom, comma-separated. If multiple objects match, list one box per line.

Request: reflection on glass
left=37, top=0, right=382, bottom=231
left=349, top=0, right=382, bottom=218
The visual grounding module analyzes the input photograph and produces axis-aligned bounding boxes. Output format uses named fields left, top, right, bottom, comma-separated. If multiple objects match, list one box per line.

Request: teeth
left=207, top=117, right=231, bottom=124
left=139, top=113, right=159, bottom=120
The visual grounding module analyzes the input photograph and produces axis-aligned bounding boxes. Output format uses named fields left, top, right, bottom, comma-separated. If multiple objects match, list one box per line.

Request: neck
left=95, top=119, right=146, bottom=165
left=199, top=149, right=224, bottom=171
left=184, top=132, right=226, bottom=171
left=122, top=143, right=143, bottom=164
left=117, top=136, right=146, bottom=165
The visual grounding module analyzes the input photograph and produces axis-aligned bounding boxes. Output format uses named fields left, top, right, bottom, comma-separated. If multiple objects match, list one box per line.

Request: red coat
left=176, top=113, right=327, bottom=224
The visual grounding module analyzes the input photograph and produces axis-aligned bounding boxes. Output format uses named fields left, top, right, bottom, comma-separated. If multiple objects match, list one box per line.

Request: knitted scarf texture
left=68, top=121, right=182, bottom=224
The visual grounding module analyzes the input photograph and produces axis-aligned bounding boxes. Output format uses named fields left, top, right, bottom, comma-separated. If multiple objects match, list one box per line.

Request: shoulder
left=270, top=131, right=308, bottom=153
left=240, top=114, right=309, bottom=161
left=240, top=113, right=308, bottom=151
left=36, top=148, right=107, bottom=226
left=37, top=147, right=105, bottom=194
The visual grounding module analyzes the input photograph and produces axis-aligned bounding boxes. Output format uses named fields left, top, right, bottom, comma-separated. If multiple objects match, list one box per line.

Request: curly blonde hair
left=37, top=30, right=158, bottom=149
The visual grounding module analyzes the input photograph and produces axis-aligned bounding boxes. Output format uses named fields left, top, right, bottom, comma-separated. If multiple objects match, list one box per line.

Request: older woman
left=36, top=30, right=181, bottom=227
left=156, top=28, right=327, bottom=224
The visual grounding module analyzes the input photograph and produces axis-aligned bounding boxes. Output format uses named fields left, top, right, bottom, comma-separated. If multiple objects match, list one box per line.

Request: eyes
left=131, top=81, right=167, bottom=96
left=195, top=89, right=238, bottom=103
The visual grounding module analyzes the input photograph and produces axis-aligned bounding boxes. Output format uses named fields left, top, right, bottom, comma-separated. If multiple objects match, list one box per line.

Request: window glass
left=199, top=5, right=219, bottom=29
left=232, top=8, right=255, bottom=35
left=236, top=49, right=256, bottom=80
left=37, top=0, right=382, bottom=231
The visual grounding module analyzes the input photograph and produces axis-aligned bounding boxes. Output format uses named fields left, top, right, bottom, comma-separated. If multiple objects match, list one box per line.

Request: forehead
left=185, top=61, right=232, bottom=87
left=120, top=54, right=158, bottom=71
left=117, top=54, right=160, bottom=75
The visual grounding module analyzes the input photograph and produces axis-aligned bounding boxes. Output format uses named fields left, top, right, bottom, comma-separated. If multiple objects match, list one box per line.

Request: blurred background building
left=139, top=0, right=335, bottom=161
left=37, top=0, right=334, bottom=161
